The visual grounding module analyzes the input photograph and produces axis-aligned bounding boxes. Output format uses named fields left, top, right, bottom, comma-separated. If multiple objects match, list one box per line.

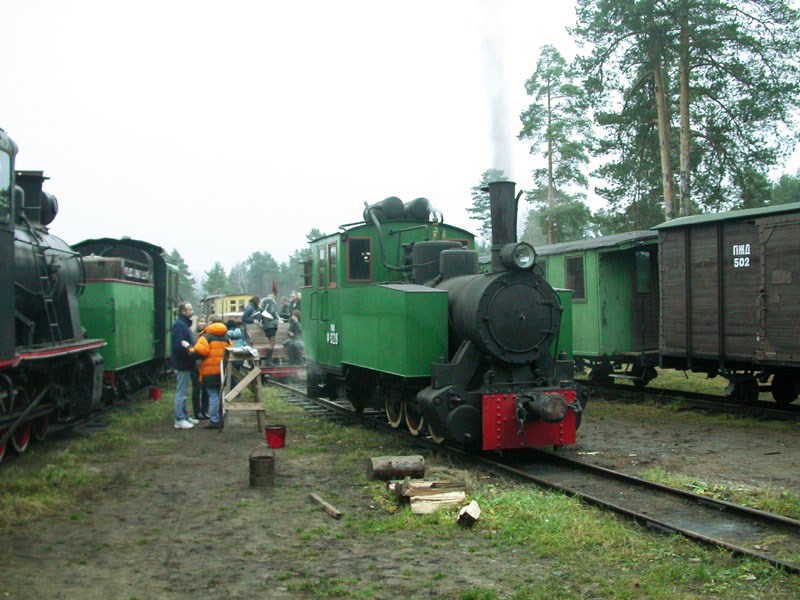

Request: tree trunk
left=653, top=55, right=676, bottom=221
left=678, top=7, right=692, bottom=217
left=547, top=89, right=555, bottom=244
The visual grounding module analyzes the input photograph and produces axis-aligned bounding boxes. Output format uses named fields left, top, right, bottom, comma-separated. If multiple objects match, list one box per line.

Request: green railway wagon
left=75, top=238, right=179, bottom=395
left=536, top=231, right=659, bottom=386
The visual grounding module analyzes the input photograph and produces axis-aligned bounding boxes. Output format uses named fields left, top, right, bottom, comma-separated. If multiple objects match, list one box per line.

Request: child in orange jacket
left=190, top=315, right=231, bottom=428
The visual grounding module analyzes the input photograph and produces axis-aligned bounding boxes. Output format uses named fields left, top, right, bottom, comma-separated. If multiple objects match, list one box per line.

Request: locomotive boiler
left=0, top=129, right=104, bottom=462
left=304, top=180, right=584, bottom=450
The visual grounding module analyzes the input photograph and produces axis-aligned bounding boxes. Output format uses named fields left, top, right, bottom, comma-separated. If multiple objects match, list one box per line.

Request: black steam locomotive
left=304, top=181, right=584, bottom=450
left=0, top=129, right=105, bottom=462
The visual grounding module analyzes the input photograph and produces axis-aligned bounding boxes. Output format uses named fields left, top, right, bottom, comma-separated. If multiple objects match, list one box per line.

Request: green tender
left=78, top=280, right=156, bottom=371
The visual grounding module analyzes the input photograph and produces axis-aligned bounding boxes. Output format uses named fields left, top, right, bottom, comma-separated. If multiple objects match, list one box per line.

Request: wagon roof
left=535, top=230, right=658, bottom=256
left=653, top=201, right=800, bottom=230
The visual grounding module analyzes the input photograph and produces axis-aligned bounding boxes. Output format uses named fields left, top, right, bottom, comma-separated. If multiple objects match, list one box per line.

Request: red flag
left=272, top=278, right=278, bottom=296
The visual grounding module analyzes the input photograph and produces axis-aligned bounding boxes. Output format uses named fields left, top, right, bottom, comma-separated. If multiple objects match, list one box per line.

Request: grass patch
left=0, top=392, right=166, bottom=527
left=350, top=476, right=798, bottom=598
left=642, top=467, right=800, bottom=521
left=587, top=395, right=796, bottom=432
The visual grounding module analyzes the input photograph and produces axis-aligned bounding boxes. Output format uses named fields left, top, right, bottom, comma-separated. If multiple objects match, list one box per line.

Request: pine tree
left=203, top=262, right=228, bottom=296
left=168, top=248, right=198, bottom=305
left=519, top=45, right=593, bottom=243
left=574, top=0, right=800, bottom=221
left=467, top=169, right=507, bottom=247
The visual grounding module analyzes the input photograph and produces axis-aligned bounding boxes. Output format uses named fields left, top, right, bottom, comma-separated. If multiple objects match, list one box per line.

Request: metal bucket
left=249, top=445, right=275, bottom=488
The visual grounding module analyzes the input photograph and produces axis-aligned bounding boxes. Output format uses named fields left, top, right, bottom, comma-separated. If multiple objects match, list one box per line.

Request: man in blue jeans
left=170, top=301, right=199, bottom=429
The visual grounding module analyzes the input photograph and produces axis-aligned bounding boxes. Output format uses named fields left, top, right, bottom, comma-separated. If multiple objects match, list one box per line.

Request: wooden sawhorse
left=221, top=347, right=265, bottom=432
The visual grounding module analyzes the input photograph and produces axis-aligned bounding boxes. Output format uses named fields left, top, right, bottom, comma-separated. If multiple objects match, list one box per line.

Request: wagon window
left=347, top=238, right=372, bottom=281
left=635, top=250, right=654, bottom=294
left=565, top=256, right=585, bottom=300
left=328, top=243, right=337, bottom=288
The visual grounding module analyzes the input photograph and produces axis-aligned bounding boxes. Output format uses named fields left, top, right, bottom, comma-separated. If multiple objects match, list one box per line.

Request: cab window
left=347, top=238, right=372, bottom=281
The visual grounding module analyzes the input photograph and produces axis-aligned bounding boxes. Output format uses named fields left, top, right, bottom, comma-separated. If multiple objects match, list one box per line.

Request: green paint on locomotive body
left=78, top=280, right=156, bottom=371
left=305, top=218, right=474, bottom=378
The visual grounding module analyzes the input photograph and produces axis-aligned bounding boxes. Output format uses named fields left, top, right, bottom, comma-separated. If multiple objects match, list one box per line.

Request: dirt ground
left=1, top=388, right=799, bottom=599
left=563, top=398, right=800, bottom=492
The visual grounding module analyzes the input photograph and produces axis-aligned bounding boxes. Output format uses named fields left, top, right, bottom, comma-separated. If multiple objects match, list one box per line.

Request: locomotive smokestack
left=488, top=180, right=518, bottom=270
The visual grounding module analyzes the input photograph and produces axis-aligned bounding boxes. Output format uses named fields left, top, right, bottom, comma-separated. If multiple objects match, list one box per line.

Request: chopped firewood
left=367, top=455, right=425, bottom=480
left=457, top=500, right=481, bottom=526
left=394, top=477, right=467, bottom=502
left=309, top=493, right=342, bottom=519
left=410, top=491, right=467, bottom=514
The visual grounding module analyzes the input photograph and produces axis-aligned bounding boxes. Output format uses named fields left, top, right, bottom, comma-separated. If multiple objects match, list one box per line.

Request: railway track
left=266, top=377, right=800, bottom=574
left=587, top=381, right=800, bottom=421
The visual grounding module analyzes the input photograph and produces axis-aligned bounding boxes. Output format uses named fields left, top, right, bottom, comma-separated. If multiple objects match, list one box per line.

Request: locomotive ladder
left=31, top=241, right=62, bottom=344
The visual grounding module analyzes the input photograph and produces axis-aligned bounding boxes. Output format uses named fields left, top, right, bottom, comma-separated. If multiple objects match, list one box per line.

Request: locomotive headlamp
left=500, top=242, right=537, bottom=270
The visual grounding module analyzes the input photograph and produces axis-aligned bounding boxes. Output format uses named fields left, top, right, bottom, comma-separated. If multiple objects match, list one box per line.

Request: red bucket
left=264, top=425, right=286, bottom=448
left=149, top=387, right=161, bottom=401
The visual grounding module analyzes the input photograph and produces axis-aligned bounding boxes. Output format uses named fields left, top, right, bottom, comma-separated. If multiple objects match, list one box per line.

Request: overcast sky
left=2, top=1, right=797, bottom=282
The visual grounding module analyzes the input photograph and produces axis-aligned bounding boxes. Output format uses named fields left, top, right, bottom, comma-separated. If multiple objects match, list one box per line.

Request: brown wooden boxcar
left=655, top=202, right=800, bottom=404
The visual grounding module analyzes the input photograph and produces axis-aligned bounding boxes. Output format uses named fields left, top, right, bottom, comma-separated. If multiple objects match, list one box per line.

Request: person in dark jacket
left=279, top=297, right=291, bottom=321
left=289, top=291, right=301, bottom=315
left=191, top=317, right=210, bottom=420
left=170, top=302, right=198, bottom=429
left=284, top=309, right=303, bottom=364
left=260, top=294, right=280, bottom=364
left=241, top=296, right=261, bottom=325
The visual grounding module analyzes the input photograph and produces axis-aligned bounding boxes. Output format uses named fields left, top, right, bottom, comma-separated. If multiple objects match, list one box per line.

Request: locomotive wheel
left=33, top=415, right=50, bottom=442
left=427, top=422, right=445, bottom=444
left=12, top=422, right=32, bottom=454
left=11, top=388, right=31, bottom=454
left=772, top=374, right=798, bottom=406
left=404, top=403, right=426, bottom=436
left=385, top=396, right=404, bottom=428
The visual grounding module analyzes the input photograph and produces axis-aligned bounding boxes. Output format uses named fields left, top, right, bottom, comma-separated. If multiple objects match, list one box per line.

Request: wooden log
left=457, top=500, right=481, bottom=526
left=367, top=455, right=425, bottom=480
left=309, top=493, right=342, bottom=519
